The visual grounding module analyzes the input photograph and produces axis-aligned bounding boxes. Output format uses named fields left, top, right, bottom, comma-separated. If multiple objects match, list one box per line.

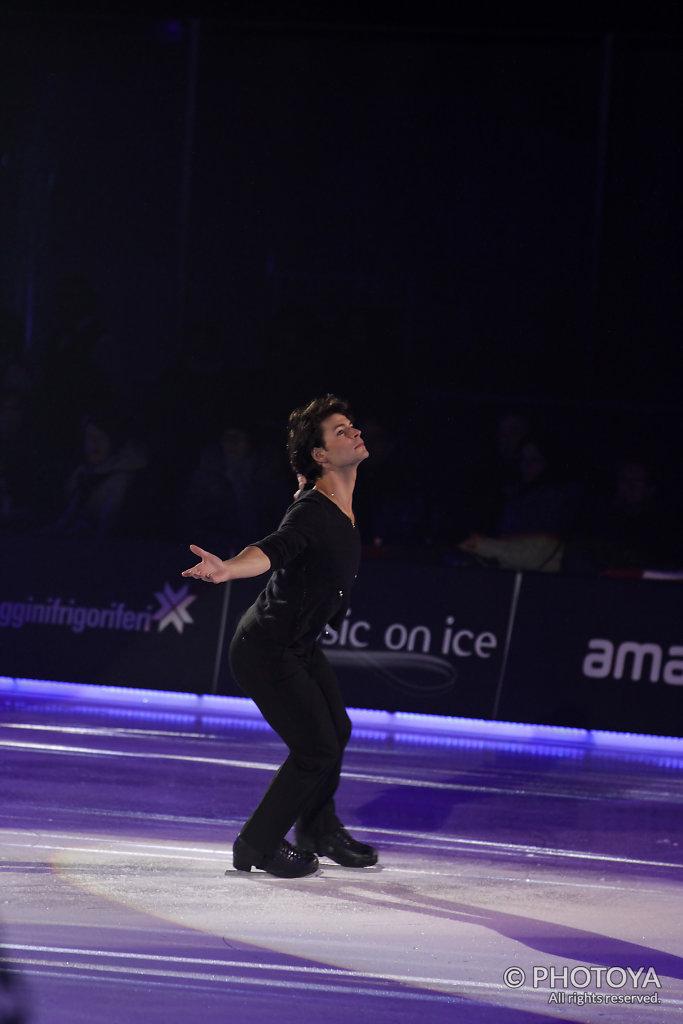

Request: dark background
left=1, top=2, right=682, bottom=553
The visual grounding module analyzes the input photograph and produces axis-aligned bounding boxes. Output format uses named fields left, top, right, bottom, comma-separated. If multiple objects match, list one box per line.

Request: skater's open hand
left=181, top=544, right=229, bottom=584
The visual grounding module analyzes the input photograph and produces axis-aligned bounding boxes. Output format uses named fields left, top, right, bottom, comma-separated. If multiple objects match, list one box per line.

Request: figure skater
left=182, top=394, right=378, bottom=877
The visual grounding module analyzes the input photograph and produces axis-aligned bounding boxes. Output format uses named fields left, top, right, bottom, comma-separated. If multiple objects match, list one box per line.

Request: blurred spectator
left=459, top=432, right=582, bottom=572
left=563, top=455, right=682, bottom=575
left=497, top=436, right=581, bottom=537
left=53, top=410, right=148, bottom=540
left=454, top=409, right=534, bottom=539
left=179, top=421, right=291, bottom=555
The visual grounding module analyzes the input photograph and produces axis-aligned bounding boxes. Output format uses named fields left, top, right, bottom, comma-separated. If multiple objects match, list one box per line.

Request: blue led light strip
left=1, top=675, right=682, bottom=758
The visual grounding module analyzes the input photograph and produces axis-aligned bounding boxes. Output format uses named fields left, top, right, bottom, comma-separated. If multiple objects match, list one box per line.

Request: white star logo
left=152, top=583, right=197, bottom=634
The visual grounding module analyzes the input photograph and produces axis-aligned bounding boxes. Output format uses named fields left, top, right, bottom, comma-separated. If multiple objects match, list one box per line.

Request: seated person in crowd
left=54, top=411, right=148, bottom=539
left=563, top=455, right=682, bottom=575
left=178, top=422, right=291, bottom=555
left=458, top=433, right=582, bottom=572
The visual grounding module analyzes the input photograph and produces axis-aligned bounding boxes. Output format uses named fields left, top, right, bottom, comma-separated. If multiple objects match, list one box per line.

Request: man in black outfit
left=182, top=395, right=378, bottom=878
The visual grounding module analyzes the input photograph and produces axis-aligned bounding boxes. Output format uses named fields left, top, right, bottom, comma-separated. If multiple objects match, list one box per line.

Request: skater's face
left=314, top=414, right=369, bottom=470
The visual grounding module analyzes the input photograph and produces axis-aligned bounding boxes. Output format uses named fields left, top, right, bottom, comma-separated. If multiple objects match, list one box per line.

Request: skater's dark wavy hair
left=287, top=394, right=352, bottom=483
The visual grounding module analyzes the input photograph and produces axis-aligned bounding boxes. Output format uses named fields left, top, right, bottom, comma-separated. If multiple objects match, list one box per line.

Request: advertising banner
left=0, top=535, right=224, bottom=692
left=216, top=561, right=516, bottom=719
left=499, top=573, right=683, bottom=736
left=1, top=533, right=680, bottom=736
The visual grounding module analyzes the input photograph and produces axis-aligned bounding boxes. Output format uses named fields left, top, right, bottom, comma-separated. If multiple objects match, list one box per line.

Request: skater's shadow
left=328, top=878, right=683, bottom=982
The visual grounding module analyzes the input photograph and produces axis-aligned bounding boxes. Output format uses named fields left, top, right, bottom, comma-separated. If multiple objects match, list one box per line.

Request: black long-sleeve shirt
left=249, top=489, right=361, bottom=646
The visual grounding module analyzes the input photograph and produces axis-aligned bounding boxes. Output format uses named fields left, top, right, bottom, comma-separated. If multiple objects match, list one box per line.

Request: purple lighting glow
left=2, top=676, right=682, bottom=763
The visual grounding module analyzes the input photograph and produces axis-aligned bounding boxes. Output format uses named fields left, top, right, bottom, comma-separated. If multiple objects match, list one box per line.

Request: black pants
left=229, top=610, right=352, bottom=857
